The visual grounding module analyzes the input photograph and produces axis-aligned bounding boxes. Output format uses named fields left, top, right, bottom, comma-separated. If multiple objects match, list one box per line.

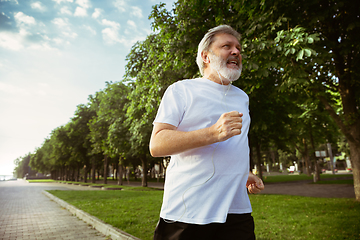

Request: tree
left=14, top=153, right=35, bottom=178
left=265, top=0, right=360, bottom=200
left=68, top=103, right=96, bottom=182
left=88, top=82, right=131, bottom=184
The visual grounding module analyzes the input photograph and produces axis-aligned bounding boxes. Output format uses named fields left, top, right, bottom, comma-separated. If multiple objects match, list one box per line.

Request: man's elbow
left=149, top=142, right=163, bottom=158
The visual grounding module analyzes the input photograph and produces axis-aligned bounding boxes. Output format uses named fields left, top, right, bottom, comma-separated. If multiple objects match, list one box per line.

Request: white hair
left=196, top=25, right=241, bottom=76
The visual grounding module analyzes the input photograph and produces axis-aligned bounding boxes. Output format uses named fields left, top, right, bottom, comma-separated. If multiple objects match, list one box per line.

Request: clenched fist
left=211, top=111, right=243, bottom=142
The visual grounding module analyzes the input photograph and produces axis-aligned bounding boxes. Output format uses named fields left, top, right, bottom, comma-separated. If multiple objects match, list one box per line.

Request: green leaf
left=296, top=49, right=304, bottom=61
left=304, top=48, right=312, bottom=57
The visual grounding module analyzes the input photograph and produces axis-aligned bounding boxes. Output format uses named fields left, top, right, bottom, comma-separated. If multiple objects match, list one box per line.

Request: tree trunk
left=349, top=141, right=360, bottom=201
left=309, top=127, right=321, bottom=182
left=140, top=154, right=148, bottom=187
left=91, top=158, right=96, bottom=183
left=103, top=155, right=108, bottom=184
left=118, top=157, right=123, bottom=185
left=76, top=167, right=80, bottom=182
left=255, top=141, right=263, bottom=180
left=83, top=165, right=87, bottom=183
left=303, top=138, right=311, bottom=176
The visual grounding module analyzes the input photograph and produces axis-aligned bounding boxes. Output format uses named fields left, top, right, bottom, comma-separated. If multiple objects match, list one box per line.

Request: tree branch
left=316, top=95, right=354, bottom=143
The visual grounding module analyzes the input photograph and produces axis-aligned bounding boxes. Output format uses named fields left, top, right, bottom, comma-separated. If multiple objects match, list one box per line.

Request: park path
left=260, top=181, right=355, bottom=198
left=0, top=179, right=108, bottom=240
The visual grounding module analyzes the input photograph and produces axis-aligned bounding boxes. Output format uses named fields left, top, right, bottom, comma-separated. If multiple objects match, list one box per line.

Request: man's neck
left=203, top=71, right=231, bottom=85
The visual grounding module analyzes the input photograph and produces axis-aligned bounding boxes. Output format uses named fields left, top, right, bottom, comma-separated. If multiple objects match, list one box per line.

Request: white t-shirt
left=153, top=78, right=252, bottom=224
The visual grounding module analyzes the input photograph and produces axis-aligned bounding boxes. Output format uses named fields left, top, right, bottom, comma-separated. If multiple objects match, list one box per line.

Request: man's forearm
left=150, top=111, right=243, bottom=157
left=149, top=127, right=216, bottom=157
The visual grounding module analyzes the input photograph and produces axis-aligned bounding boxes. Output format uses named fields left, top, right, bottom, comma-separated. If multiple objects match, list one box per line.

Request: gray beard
left=209, top=53, right=242, bottom=82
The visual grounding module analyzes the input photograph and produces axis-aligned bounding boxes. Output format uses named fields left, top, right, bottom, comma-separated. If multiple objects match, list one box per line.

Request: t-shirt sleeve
left=153, top=83, right=185, bottom=128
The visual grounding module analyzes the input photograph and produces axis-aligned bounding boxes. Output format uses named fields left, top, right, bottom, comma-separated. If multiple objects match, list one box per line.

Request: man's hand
left=211, top=111, right=243, bottom=142
left=246, top=172, right=264, bottom=194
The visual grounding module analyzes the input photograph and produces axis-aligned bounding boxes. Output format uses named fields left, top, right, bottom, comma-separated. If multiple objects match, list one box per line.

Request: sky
left=0, top=0, right=176, bottom=176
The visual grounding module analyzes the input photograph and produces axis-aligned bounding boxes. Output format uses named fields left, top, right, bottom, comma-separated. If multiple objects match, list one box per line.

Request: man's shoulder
left=168, top=78, right=203, bottom=91
left=171, top=78, right=202, bottom=86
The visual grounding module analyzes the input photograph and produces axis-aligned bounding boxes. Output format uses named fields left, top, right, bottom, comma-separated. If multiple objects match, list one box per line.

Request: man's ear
left=201, top=51, right=210, bottom=63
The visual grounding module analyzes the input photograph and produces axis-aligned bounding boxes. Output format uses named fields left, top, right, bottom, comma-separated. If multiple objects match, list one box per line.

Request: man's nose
left=231, top=47, right=240, bottom=56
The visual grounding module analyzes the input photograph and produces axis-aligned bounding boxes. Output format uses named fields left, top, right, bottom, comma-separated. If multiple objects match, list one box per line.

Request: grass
left=27, top=179, right=56, bottom=183
left=48, top=183, right=360, bottom=240
left=251, top=195, right=360, bottom=240
left=314, top=179, right=354, bottom=185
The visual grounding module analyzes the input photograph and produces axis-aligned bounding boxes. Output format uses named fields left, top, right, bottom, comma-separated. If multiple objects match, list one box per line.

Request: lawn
left=27, top=179, right=56, bottom=183
left=48, top=184, right=360, bottom=240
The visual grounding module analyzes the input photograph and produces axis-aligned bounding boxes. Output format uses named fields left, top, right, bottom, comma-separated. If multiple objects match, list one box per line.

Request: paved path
left=260, top=181, right=355, bottom=198
left=0, top=179, right=108, bottom=240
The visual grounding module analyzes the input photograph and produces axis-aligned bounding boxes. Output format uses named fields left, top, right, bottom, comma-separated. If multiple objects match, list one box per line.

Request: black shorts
left=153, top=213, right=255, bottom=240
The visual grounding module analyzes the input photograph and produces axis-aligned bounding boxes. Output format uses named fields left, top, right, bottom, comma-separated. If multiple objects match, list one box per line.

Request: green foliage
left=13, top=153, right=36, bottom=177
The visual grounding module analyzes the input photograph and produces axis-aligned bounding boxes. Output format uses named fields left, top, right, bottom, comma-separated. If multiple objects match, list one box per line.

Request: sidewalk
left=0, top=179, right=135, bottom=240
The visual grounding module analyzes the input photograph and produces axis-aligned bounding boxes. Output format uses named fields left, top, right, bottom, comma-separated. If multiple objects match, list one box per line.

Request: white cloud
left=102, top=27, right=124, bottom=45
left=114, top=0, right=126, bottom=12
left=53, top=37, right=64, bottom=45
left=100, top=19, right=122, bottom=45
left=75, top=0, right=90, bottom=9
left=52, top=18, right=69, bottom=28
left=83, top=25, right=96, bottom=35
left=74, top=6, right=87, bottom=17
left=14, top=12, right=36, bottom=27
left=0, top=82, right=27, bottom=95
left=51, top=18, right=77, bottom=40
left=127, top=20, right=136, bottom=29
left=31, top=2, right=46, bottom=11
left=1, top=0, right=19, bottom=4
left=60, top=6, right=72, bottom=15
left=0, top=12, right=61, bottom=51
left=0, top=32, right=23, bottom=51
left=101, top=19, right=120, bottom=29
left=0, top=12, right=37, bottom=51
left=131, top=6, right=143, bottom=18
left=53, top=0, right=73, bottom=4
left=0, top=34, right=22, bottom=51
left=62, top=31, right=78, bottom=38
left=92, top=8, right=102, bottom=19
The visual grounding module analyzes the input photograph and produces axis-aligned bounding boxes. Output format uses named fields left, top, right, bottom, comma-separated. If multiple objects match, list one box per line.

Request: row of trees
left=14, top=0, right=359, bottom=200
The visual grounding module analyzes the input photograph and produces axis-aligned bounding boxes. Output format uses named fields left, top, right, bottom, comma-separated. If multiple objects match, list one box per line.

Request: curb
left=43, top=191, right=141, bottom=240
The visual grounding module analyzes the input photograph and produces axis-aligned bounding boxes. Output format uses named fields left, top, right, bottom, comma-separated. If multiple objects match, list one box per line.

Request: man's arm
left=149, top=111, right=243, bottom=157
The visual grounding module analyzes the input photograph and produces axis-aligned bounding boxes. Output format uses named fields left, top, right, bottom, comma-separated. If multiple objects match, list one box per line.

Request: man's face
left=208, top=33, right=242, bottom=82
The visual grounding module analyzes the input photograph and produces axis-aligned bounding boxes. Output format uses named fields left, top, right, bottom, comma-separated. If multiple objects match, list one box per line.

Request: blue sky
left=0, top=0, right=176, bottom=175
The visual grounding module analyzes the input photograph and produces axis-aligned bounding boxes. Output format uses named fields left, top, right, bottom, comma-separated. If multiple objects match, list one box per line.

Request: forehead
left=211, top=33, right=241, bottom=47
